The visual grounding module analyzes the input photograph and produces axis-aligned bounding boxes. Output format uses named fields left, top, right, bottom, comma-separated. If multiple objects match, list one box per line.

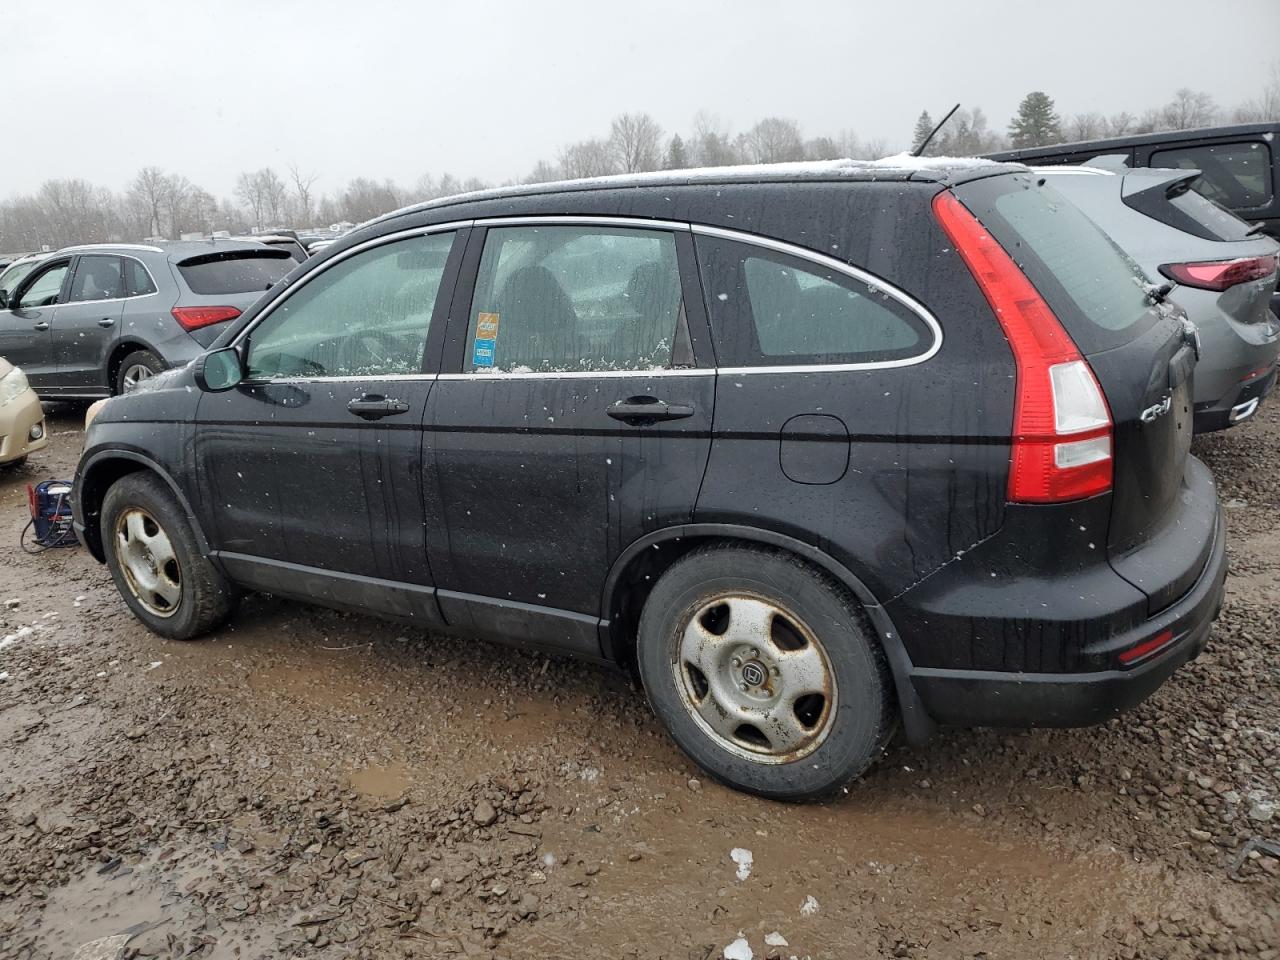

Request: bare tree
left=1068, top=112, right=1105, bottom=141
left=1106, top=111, right=1135, bottom=137
left=235, top=171, right=267, bottom=230
left=236, top=168, right=287, bottom=230
left=691, top=112, right=738, bottom=166
left=1160, top=88, right=1217, bottom=131
left=608, top=112, right=663, bottom=173
left=557, top=140, right=617, bottom=179
left=338, top=178, right=401, bottom=222
left=740, top=117, right=805, bottom=164
left=1233, top=60, right=1280, bottom=122
left=288, top=163, right=319, bottom=226
left=129, top=167, right=171, bottom=238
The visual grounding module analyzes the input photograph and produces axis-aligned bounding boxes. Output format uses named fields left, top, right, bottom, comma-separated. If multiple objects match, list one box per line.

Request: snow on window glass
left=247, top=233, right=453, bottom=379
left=466, top=226, right=680, bottom=373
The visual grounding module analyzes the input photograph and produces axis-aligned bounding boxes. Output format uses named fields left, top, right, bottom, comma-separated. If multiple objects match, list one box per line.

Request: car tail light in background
left=933, top=190, right=1113, bottom=504
left=171, top=305, right=241, bottom=331
left=1159, top=255, right=1279, bottom=291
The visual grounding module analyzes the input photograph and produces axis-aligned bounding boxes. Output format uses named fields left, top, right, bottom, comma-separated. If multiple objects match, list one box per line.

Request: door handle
left=97, top=317, right=115, bottom=328
left=606, top=396, right=695, bottom=425
left=33, top=321, right=49, bottom=331
left=347, top=394, right=410, bottom=421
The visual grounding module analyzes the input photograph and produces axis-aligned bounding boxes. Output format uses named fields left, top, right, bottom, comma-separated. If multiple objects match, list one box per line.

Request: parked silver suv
left=0, top=240, right=297, bottom=397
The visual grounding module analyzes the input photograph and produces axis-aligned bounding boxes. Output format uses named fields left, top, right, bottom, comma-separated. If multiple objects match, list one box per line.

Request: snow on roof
left=371, top=154, right=1018, bottom=227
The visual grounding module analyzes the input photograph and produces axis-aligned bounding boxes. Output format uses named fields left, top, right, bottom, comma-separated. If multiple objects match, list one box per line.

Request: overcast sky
left=5, top=0, right=1277, bottom=199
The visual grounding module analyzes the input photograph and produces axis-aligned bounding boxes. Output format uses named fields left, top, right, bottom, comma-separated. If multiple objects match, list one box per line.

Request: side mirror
left=194, top=347, right=244, bottom=392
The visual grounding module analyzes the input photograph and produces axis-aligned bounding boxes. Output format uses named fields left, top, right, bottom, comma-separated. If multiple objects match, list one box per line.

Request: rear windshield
left=177, top=251, right=293, bottom=295
left=955, top=174, right=1156, bottom=354
left=1166, top=186, right=1252, bottom=241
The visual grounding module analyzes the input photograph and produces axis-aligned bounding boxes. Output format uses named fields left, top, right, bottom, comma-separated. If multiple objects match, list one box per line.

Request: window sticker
left=473, top=312, right=499, bottom=368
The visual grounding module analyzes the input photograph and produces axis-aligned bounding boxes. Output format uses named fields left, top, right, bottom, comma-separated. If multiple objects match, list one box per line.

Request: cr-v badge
left=1140, top=395, right=1172, bottom=423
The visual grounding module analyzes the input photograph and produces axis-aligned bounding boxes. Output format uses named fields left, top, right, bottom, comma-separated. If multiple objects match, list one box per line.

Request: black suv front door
left=427, top=220, right=715, bottom=656
left=193, top=227, right=465, bottom=625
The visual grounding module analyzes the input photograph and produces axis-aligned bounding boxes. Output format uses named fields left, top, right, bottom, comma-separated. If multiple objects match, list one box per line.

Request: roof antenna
left=912, top=103, right=960, bottom=158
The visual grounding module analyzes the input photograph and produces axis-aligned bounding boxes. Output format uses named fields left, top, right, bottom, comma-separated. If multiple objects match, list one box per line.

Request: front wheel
left=101, top=472, right=237, bottom=639
left=637, top=544, right=896, bottom=801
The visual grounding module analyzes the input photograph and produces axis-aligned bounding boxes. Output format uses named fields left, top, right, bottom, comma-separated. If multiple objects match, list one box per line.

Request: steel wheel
left=672, top=594, right=837, bottom=764
left=121, top=364, right=154, bottom=391
left=114, top=507, right=182, bottom=618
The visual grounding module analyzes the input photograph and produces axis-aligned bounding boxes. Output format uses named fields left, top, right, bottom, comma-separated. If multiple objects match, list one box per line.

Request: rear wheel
left=101, top=473, right=236, bottom=639
left=115, top=349, right=165, bottom=394
left=637, top=544, right=896, bottom=801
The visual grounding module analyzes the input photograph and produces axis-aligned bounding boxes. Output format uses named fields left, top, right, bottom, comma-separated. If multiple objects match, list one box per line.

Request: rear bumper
left=1194, top=362, right=1277, bottom=432
left=909, top=502, right=1226, bottom=727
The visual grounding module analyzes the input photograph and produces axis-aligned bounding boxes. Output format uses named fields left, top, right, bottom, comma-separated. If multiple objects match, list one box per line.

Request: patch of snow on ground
left=0, top=625, right=34, bottom=651
left=800, top=894, right=820, bottom=916
left=730, top=847, right=753, bottom=881
left=723, top=936, right=753, bottom=960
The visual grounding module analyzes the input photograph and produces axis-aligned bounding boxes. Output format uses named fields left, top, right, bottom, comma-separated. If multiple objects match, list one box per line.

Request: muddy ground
left=0, top=402, right=1277, bottom=960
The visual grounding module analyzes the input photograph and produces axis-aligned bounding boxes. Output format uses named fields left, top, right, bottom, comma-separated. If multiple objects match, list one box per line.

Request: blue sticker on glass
left=472, top=338, right=496, bottom=368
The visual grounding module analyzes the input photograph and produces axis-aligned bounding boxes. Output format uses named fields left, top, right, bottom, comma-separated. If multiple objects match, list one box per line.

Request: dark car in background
left=74, top=161, right=1225, bottom=800
left=0, top=240, right=295, bottom=397
left=987, top=122, right=1280, bottom=240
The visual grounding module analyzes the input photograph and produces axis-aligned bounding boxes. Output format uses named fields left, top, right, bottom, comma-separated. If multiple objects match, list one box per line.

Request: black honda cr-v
left=73, top=159, right=1226, bottom=800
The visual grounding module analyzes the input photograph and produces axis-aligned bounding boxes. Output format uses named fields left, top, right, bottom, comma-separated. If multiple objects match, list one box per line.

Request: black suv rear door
left=193, top=227, right=465, bottom=624
left=426, top=219, right=715, bottom=656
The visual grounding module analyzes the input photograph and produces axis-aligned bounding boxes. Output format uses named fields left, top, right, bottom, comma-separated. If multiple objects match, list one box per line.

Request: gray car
left=0, top=241, right=296, bottom=398
left=1041, top=163, right=1280, bottom=431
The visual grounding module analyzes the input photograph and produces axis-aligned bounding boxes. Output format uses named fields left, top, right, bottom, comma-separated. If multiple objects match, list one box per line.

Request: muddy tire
left=637, top=543, right=896, bottom=801
left=115, top=349, right=165, bottom=394
left=101, top=472, right=236, bottom=640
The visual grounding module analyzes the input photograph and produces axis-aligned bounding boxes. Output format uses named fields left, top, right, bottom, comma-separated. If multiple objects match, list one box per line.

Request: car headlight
left=0, top=366, right=29, bottom=408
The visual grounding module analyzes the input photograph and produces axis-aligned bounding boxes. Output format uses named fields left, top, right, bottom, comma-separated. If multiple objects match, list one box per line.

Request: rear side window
left=465, top=225, right=682, bottom=373
left=957, top=175, right=1155, bottom=353
left=178, top=251, right=293, bottom=295
left=123, top=258, right=157, bottom=296
left=67, top=255, right=123, bottom=303
left=1150, top=141, right=1273, bottom=209
left=696, top=236, right=933, bottom=368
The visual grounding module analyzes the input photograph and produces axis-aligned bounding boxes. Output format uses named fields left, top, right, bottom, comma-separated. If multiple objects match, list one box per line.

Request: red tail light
left=1159, top=255, right=1278, bottom=291
left=933, top=191, right=1113, bottom=503
left=171, top=305, right=241, bottom=332
left=1118, top=629, right=1175, bottom=666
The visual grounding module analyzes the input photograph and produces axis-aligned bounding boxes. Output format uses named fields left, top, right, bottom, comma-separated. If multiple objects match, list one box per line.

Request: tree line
left=2, top=69, right=1277, bottom=254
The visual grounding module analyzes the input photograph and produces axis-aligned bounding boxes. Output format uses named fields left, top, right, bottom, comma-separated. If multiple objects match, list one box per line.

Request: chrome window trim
left=59, top=253, right=160, bottom=306
left=437, top=368, right=714, bottom=381
left=689, top=224, right=943, bottom=374
left=239, top=373, right=440, bottom=386
left=230, top=220, right=472, bottom=354
left=473, top=215, right=690, bottom=231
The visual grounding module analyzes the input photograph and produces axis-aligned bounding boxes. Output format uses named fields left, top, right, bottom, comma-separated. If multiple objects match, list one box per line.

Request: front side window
left=16, top=262, right=69, bottom=309
left=465, top=225, right=682, bottom=373
left=68, top=255, right=123, bottom=303
left=698, top=237, right=933, bottom=367
left=1151, top=141, right=1273, bottom=209
left=246, top=232, right=454, bottom=379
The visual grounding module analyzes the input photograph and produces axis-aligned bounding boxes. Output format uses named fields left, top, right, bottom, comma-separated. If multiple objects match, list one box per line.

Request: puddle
left=348, top=760, right=413, bottom=798
left=34, top=848, right=259, bottom=960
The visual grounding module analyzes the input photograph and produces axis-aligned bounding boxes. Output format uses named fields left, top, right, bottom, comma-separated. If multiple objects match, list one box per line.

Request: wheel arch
left=106, top=338, right=163, bottom=395
left=77, top=450, right=212, bottom=563
left=600, top=523, right=935, bottom=743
